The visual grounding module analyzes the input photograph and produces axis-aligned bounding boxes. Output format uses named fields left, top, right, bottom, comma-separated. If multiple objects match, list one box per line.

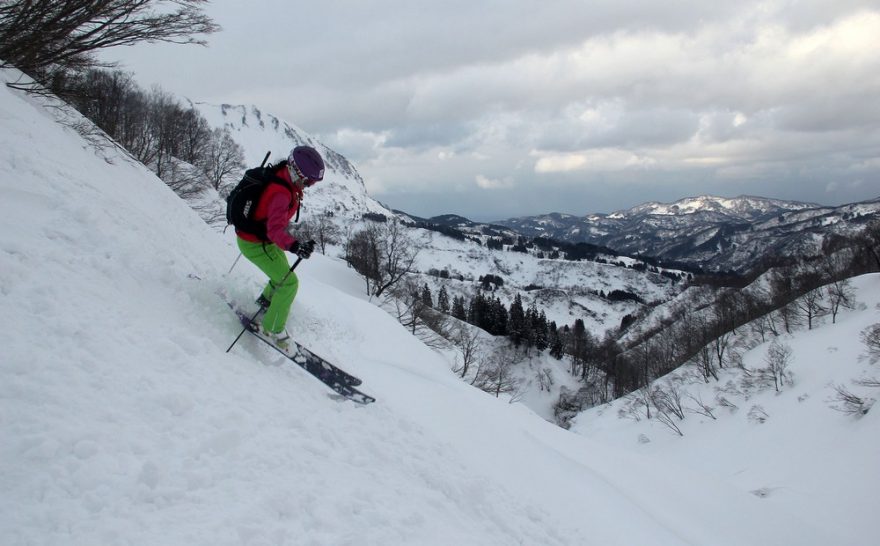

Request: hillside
left=572, top=272, right=880, bottom=544
left=1, top=70, right=868, bottom=545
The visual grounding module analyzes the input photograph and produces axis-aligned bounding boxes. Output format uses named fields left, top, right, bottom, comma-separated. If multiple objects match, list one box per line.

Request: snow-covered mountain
left=195, top=102, right=392, bottom=220
left=2, top=68, right=878, bottom=545
left=497, top=195, right=880, bottom=274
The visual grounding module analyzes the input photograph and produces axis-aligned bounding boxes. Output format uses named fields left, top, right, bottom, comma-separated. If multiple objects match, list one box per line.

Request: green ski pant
left=237, top=238, right=299, bottom=334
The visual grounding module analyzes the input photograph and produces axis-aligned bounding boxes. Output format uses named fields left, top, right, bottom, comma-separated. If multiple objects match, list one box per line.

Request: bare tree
left=451, top=324, right=482, bottom=379
left=762, top=341, right=793, bottom=392
left=200, top=127, right=244, bottom=193
left=646, top=385, right=684, bottom=436
left=769, top=267, right=802, bottom=334
left=696, top=344, right=718, bottom=383
left=537, top=368, right=554, bottom=392
left=472, top=352, right=523, bottom=400
left=750, top=312, right=778, bottom=343
left=652, top=383, right=685, bottom=420
left=711, top=329, right=733, bottom=370
left=0, top=0, right=218, bottom=89
left=685, top=393, right=717, bottom=420
left=794, top=285, right=826, bottom=330
left=300, top=214, right=341, bottom=255
left=386, top=278, right=449, bottom=348
left=825, top=278, right=854, bottom=324
left=66, top=68, right=137, bottom=137
left=344, top=224, right=382, bottom=295
left=345, top=221, right=419, bottom=299
left=62, top=67, right=232, bottom=204
left=161, top=157, right=204, bottom=199
left=654, top=406, right=684, bottom=436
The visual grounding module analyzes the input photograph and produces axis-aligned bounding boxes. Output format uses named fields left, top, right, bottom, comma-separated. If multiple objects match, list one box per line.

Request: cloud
left=534, top=149, right=657, bottom=174
left=475, top=174, right=514, bottom=190
left=106, top=1, right=880, bottom=217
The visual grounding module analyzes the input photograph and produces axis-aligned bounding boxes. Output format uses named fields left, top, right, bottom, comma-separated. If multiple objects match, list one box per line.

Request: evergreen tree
left=569, top=319, right=588, bottom=376
left=535, top=309, right=549, bottom=351
left=549, top=322, right=564, bottom=359
left=452, top=296, right=467, bottom=321
left=420, top=284, right=433, bottom=308
left=468, top=293, right=483, bottom=328
left=466, top=295, right=476, bottom=324
left=437, top=286, right=450, bottom=314
left=524, top=303, right=538, bottom=349
left=493, top=297, right=508, bottom=336
left=508, top=294, right=526, bottom=346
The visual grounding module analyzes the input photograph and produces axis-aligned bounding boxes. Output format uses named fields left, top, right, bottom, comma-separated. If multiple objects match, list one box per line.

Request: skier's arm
left=264, top=192, right=297, bottom=250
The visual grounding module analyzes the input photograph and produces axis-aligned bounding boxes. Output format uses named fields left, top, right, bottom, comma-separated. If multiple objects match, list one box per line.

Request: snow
left=0, top=68, right=874, bottom=545
left=571, top=274, right=880, bottom=545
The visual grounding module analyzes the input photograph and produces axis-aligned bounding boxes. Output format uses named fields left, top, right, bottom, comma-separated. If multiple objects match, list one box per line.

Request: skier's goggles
left=288, top=163, right=319, bottom=187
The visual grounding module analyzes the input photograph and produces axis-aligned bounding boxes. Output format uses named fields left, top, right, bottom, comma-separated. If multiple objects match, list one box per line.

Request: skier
left=234, top=146, right=324, bottom=350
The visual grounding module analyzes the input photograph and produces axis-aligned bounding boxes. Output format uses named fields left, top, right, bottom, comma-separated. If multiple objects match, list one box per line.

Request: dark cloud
left=383, top=122, right=472, bottom=150
left=107, top=1, right=880, bottom=217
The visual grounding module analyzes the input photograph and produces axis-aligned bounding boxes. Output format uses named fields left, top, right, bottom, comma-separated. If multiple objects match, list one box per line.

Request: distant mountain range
left=416, top=195, right=880, bottom=274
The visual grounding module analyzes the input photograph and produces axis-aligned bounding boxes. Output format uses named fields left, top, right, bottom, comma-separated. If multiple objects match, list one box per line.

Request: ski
left=225, top=301, right=375, bottom=405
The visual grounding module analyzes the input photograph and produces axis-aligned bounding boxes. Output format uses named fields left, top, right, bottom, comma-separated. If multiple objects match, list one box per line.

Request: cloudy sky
left=110, top=0, right=880, bottom=220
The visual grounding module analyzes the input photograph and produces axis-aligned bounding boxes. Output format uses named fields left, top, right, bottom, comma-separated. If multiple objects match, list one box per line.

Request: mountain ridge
left=494, top=194, right=880, bottom=273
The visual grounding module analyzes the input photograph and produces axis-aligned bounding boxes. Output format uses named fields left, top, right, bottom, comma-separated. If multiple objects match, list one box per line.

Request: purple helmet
left=288, top=146, right=325, bottom=185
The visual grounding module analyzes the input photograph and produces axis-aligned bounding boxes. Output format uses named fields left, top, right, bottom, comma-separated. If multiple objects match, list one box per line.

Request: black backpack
left=225, top=159, right=293, bottom=240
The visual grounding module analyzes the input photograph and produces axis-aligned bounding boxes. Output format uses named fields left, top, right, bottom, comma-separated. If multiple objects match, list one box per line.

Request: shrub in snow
left=861, top=323, right=880, bottom=363
left=828, top=384, right=874, bottom=417
left=748, top=405, right=769, bottom=424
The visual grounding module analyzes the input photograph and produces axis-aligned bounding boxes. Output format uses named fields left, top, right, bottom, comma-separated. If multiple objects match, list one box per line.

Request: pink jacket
left=236, top=165, right=302, bottom=249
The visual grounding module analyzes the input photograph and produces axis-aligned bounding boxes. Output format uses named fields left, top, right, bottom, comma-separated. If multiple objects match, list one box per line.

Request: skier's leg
left=237, top=239, right=299, bottom=333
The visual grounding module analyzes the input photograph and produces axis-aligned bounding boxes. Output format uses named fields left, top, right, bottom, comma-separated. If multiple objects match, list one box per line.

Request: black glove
left=289, top=239, right=316, bottom=259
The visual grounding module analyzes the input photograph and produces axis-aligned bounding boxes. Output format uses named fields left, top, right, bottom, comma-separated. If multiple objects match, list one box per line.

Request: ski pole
left=227, top=252, right=243, bottom=275
left=226, top=257, right=303, bottom=353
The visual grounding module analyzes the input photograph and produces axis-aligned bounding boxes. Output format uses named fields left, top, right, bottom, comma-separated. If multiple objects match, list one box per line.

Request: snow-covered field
left=1, top=69, right=875, bottom=545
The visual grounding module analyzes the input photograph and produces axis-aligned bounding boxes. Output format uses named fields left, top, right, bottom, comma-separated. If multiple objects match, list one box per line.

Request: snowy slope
left=0, top=69, right=860, bottom=545
left=571, top=273, right=880, bottom=544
